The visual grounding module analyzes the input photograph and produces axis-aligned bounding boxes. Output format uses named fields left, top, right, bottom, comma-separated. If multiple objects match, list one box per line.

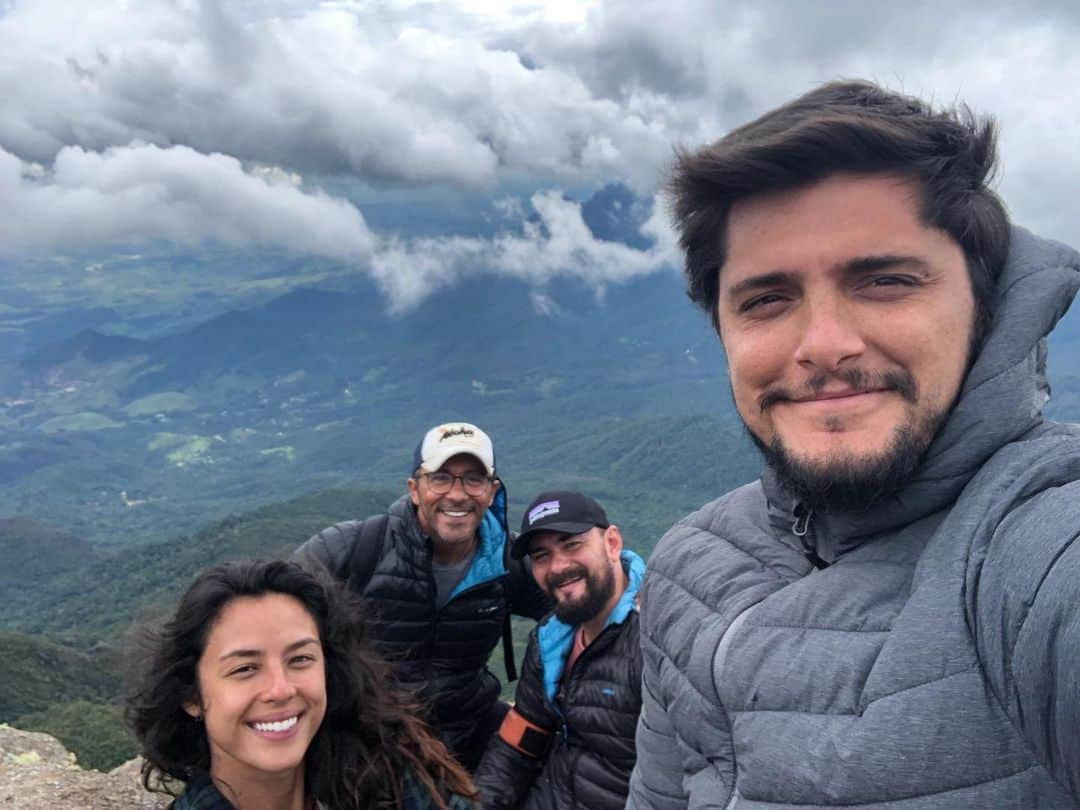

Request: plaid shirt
left=167, top=775, right=232, bottom=810
left=169, top=771, right=475, bottom=809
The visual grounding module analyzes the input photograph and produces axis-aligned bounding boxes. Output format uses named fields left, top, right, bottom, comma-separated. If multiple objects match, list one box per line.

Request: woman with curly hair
left=127, top=558, right=477, bottom=809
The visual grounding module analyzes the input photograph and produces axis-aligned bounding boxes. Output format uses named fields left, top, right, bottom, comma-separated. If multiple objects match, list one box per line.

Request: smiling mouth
left=793, top=389, right=886, bottom=402
left=441, top=509, right=471, bottom=518
left=249, top=714, right=300, bottom=734
left=552, top=576, right=584, bottom=594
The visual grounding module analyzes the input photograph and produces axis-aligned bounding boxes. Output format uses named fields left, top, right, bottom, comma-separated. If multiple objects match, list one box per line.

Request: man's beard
left=547, top=562, right=616, bottom=626
left=750, top=367, right=952, bottom=513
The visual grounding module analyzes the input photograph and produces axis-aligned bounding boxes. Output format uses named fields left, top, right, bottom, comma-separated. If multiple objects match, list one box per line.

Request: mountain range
left=0, top=261, right=747, bottom=547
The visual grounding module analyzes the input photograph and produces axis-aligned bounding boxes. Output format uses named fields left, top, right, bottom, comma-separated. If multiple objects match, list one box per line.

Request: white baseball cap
left=413, top=422, right=495, bottom=476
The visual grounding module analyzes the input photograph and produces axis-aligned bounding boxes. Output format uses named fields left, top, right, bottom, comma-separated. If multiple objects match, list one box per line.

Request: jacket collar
left=391, top=484, right=510, bottom=594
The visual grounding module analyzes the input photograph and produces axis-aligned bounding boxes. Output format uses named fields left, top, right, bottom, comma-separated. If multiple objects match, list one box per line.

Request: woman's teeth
left=251, top=716, right=298, bottom=733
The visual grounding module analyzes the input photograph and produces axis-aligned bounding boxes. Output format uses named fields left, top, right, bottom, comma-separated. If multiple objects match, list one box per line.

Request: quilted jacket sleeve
left=626, top=577, right=690, bottom=810
left=972, top=441, right=1080, bottom=803
left=506, top=549, right=554, bottom=620
left=292, top=520, right=363, bottom=579
left=474, top=631, right=556, bottom=808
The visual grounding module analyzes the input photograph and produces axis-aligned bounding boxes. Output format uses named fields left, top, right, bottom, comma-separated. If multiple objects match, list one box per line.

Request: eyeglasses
left=418, top=471, right=493, bottom=496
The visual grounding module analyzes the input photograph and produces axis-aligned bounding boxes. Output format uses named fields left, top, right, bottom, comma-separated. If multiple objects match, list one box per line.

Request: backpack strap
left=503, top=610, right=518, bottom=682
left=501, top=524, right=519, bottom=683
left=344, top=512, right=390, bottom=593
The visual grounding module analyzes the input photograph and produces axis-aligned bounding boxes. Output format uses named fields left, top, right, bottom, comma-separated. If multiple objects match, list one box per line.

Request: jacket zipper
left=792, top=504, right=829, bottom=569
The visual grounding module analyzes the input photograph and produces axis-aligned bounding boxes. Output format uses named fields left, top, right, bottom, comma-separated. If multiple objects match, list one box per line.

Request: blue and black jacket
left=295, top=487, right=550, bottom=770
left=474, top=550, right=645, bottom=810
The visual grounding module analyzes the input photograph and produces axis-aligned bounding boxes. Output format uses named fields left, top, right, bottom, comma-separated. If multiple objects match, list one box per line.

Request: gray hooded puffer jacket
left=627, top=227, right=1080, bottom=809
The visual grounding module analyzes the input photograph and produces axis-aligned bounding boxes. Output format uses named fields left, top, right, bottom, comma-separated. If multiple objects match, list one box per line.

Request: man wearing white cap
left=295, top=421, right=550, bottom=769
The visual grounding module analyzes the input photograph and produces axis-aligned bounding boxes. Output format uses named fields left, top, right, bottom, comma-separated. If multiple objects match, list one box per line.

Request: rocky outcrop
left=0, top=725, right=169, bottom=809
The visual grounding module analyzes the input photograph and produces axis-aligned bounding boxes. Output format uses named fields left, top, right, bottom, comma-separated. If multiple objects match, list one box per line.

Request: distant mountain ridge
left=0, top=632, right=118, bottom=721
left=0, top=269, right=737, bottom=546
left=0, top=202, right=1077, bottom=548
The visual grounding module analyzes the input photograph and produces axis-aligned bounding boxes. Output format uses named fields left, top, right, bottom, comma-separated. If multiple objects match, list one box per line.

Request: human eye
left=738, top=292, right=790, bottom=316
left=859, top=274, right=920, bottom=297
left=227, top=663, right=257, bottom=678
left=529, top=550, right=549, bottom=563
left=463, top=473, right=487, bottom=487
left=428, top=472, right=452, bottom=486
left=289, top=653, right=318, bottom=667
left=869, top=274, right=917, bottom=286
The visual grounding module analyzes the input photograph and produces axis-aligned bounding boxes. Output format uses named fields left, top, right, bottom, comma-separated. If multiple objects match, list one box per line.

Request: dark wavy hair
left=670, top=79, right=1010, bottom=345
left=126, top=559, right=476, bottom=809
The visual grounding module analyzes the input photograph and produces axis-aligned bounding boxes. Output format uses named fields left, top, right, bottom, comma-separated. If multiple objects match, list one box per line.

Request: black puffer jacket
left=296, top=490, right=549, bottom=769
left=475, top=550, right=645, bottom=810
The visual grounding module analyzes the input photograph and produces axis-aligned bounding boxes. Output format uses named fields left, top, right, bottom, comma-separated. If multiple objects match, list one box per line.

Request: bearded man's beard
left=547, top=562, right=616, bottom=626
left=750, top=367, right=954, bottom=513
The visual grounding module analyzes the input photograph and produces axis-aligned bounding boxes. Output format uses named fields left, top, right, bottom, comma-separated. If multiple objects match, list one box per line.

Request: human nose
left=262, top=664, right=297, bottom=702
left=548, top=548, right=575, bottom=574
left=792, top=292, right=865, bottom=371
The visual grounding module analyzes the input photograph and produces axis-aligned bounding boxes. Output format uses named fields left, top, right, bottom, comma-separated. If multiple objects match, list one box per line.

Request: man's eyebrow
left=218, top=637, right=319, bottom=662
left=843, top=254, right=930, bottom=274
left=725, top=271, right=796, bottom=302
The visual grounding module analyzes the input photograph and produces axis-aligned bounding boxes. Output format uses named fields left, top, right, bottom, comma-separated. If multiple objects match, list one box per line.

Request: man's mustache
left=546, top=564, right=589, bottom=592
left=758, top=367, right=918, bottom=413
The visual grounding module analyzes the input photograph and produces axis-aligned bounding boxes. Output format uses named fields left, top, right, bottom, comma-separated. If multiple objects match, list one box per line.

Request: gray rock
left=0, top=725, right=170, bottom=809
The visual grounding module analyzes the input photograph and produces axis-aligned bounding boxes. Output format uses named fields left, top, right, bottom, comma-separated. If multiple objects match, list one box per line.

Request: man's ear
left=407, top=476, right=420, bottom=507
left=604, top=525, right=623, bottom=559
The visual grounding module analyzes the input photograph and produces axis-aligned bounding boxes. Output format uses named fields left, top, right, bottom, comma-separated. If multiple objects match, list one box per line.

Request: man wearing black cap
left=474, top=490, right=646, bottom=810
left=294, top=421, right=549, bottom=770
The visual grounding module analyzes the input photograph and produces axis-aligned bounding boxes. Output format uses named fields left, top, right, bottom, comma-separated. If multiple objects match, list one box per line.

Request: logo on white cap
left=418, top=422, right=495, bottom=476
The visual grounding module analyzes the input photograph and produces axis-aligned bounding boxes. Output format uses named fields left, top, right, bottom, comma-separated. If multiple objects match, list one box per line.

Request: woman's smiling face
left=187, top=592, right=327, bottom=788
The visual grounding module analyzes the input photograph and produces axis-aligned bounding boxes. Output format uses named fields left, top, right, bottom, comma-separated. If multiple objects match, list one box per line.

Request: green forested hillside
left=2, top=486, right=399, bottom=646
left=0, top=517, right=100, bottom=600
left=0, top=632, right=119, bottom=720
left=13, top=700, right=136, bottom=772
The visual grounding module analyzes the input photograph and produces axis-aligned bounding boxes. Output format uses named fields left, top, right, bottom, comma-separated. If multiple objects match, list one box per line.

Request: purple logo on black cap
left=528, top=500, right=560, bottom=525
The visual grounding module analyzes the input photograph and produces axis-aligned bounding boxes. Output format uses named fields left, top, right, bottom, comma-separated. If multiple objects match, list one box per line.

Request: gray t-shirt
left=432, top=553, right=473, bottom=608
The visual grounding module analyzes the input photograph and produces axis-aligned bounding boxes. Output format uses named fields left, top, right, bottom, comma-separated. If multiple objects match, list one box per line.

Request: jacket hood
left=763, top=226, right=1080, bottom=559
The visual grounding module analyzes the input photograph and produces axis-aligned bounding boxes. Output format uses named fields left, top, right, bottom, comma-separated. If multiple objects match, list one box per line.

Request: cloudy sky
left=2, top=0, right=1078, bottom=309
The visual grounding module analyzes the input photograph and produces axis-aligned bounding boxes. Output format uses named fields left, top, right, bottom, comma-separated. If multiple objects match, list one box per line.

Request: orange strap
left=498, top=707, right=553, bottom=758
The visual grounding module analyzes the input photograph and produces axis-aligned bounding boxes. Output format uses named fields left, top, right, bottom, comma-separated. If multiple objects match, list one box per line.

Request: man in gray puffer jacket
left=628, top=80, right=1080, bottom=809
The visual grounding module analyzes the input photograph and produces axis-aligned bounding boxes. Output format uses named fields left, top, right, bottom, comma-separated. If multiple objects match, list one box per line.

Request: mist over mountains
left=0, top=182, right=749, bottom=547
left=2, top=183, right=1079, bottom=547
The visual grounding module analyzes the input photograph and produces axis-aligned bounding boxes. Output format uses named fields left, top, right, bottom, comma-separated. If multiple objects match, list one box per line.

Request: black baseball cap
left=511, top=490, right=609, bottom=559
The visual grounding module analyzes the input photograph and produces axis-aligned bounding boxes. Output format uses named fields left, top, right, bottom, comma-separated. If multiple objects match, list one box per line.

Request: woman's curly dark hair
left=125, top=559, right=476, bottom=809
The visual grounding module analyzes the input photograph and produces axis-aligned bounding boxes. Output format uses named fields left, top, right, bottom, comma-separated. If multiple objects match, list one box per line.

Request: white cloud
left=370, top=189, right=678, bottom=310
left=0, top=0, right=675, bottom=191
left=505, top=0, right=1080, bottom=244
left=0, top=135, right=672, bottom=311
left=0, top=142, right=375, bottom=257
left=3, top=0, right=1080, bottom=288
